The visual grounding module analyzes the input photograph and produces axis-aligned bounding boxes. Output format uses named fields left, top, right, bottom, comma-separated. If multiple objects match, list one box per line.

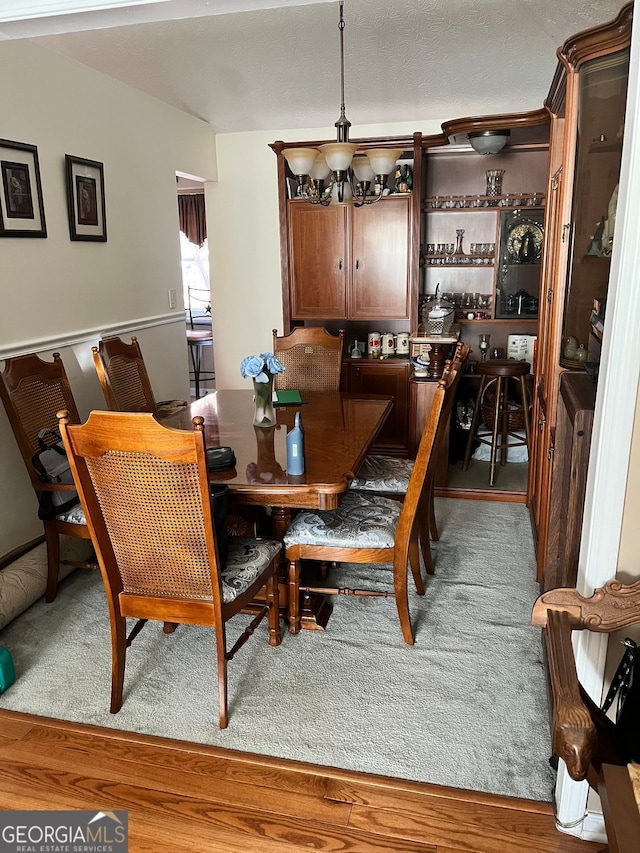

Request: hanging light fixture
left=283, top=1, right=402, bottom=206
left=468, top=130, right=510, bottom=155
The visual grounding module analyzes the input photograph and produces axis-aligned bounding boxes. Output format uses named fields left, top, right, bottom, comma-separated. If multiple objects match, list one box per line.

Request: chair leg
left=393, top=559, right=414, bottom=646
left=43, top=523, right=60, bottom=603
left=288, top=559, right=301, bottom=634
left=427, top=476, right=439, bottom=541
left=267, top=570, right=281, bottom=647
left=463, top=376, right=487, bottom=471
left=488, top=376, right=503, bottom=486
left=216, top=623, right=229, bottom=729
left=409, top=538, right=425, bottom=595
left=109, top=614, right=127, bottom=714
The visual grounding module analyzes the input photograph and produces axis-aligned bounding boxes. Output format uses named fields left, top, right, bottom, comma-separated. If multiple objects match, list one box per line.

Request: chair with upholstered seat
left=0, top=352, right=95, bottom=602
left=272, top=327, right=344, bottom=391
left=349, top=341, right=469, bottom=542
left=59, top=408, right=281, bottom=729
left=92, top=335, right=186, bottom=418
left=283, top=357, right=462, bottom=643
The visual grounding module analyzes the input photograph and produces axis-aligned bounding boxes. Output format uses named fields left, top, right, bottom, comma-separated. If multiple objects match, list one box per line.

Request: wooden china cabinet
left=528, top=3, right=632, bottom=587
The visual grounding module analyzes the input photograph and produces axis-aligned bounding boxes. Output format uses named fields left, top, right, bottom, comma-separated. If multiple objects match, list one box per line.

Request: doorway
left=177, top=176, right=215, bottom=398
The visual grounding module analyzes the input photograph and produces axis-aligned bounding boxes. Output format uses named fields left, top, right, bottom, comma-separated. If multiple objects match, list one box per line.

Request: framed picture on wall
left=65, top=154, right=107, bottom=241
left=0, top=139, right=47, bottom=238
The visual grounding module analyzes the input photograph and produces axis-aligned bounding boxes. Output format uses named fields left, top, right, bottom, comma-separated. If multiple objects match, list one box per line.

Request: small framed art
left=65, top=154, right=107, bottom=241
left=0, top=139, right=47, bottom=237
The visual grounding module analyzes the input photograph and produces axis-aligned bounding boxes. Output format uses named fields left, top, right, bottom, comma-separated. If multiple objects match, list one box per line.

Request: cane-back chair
left=272, top=327, right=344, bottom=392
left=350, top=341, right=469, bottom=543
left=0, top=352, right=94, bottom=602
left=92, top=335, right=156, bottom=413
left=59, top=409, right=281, bottom=728
left=283, top=356, right=462, bottom=643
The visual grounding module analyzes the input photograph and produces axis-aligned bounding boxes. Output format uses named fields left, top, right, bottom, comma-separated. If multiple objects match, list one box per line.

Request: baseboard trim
left=0, top=312, right=185, bottom=360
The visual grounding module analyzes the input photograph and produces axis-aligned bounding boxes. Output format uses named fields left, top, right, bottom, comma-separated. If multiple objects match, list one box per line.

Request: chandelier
left=283, top=1, right=402, bottom=206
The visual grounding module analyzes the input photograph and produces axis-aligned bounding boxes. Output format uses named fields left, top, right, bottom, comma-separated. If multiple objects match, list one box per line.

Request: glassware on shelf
left=486, top=169, right=505, bottom=203
left=478, top=334, right=491, bottom=361
left=453, top=229, right=466, bottom=256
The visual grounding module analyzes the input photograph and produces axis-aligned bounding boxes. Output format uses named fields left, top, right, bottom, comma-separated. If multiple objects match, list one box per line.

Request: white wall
left=208, top=120, right=444, bottom=389
left=0, top=39, right=216, bottom=559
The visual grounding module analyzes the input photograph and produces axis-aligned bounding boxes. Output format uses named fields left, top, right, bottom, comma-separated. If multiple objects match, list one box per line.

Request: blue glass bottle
left=286, top=411, right=305, bottom=475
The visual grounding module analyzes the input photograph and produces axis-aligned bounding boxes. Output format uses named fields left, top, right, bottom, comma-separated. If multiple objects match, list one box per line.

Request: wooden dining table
left=165, top=389, right=393, bottom=630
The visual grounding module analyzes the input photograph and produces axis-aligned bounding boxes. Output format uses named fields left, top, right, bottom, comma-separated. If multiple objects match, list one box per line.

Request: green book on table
left=275, top=390, right=303, bottom=405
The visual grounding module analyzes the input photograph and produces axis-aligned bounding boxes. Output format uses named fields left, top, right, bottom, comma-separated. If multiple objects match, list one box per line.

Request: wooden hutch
left=269, top=1, right=632, bottom=590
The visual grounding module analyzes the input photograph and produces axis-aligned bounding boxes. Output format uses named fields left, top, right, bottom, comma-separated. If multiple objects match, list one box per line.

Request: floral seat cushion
left=283, top=491, right=401, bottom=549
left=55, top=502, right=86, bottom=525
left=221, top=538, right=281, bottom=603
left=349, top=454, right=413, bottom=493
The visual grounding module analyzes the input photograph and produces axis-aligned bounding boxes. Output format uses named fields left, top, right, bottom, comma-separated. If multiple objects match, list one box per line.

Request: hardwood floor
left=0, top=709, right=603, bottom=853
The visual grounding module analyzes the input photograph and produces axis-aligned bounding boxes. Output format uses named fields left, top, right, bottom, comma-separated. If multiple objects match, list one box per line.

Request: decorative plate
left=507, top=220, right=543, bottom=264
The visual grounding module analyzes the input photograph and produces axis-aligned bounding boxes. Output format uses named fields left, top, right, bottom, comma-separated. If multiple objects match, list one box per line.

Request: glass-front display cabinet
left=560, top=46, right=629, bottom=369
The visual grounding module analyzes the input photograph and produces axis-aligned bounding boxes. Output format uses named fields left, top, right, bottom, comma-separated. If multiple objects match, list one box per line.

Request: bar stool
left=186, top=328, right=214, bottom=398
left=462, top=359, right=531, bottom=486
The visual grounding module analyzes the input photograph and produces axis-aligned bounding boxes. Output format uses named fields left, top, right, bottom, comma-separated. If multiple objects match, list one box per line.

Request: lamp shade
left=468, top=131, right=510, bottom=155
left=365, top=148, right=403, bottom=176
left=283, top=147, right=319, bottom=175
left=329, top=179, right=354, bottom=206
left=309, top=154, right=331, bottom=181
left=351, top=155, right=375, bottom=183
left=319, top=142, right=358, bottom=172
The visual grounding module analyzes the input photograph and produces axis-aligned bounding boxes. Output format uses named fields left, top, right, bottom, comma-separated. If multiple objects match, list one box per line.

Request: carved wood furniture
left=163, top=389, right=393, bottom=630
left=283, top=358, right=462, bottom=643
left=528, top=4, right=632, bottom=582
left=532, top=580, right=640, bottom=851
left=0, top=352, right=95, bottom=602
left=272, top=326, right=344, bottom=392
left=59, top=409, right=282, bottom=729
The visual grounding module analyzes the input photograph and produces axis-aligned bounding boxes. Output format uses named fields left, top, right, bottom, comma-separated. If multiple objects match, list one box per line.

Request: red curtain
left=178, top=193, right=207, bottom=248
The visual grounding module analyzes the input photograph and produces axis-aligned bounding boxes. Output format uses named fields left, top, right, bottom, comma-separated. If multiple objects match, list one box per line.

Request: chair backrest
left=59, top=409, right=225, bottom=612
left=187, top=286, right=211, bottom=330
left=394, top=355, right=464, bottom=560
left=92, top=336, right=157, bottom=414
left=0, top=352, right=80, bottom=487
left=272, top=327, right=344, bottom=391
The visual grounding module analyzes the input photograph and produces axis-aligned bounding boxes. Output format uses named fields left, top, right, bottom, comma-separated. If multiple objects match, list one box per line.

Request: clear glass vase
left=253, top=376, right=276, bottom=427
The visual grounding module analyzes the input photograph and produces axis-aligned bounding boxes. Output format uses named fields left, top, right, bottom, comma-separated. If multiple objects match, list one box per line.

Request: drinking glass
left=486, top=169, right=505, bottom=202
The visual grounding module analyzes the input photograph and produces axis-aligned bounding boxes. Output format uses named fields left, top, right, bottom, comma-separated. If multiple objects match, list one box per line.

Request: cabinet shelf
left=423, top=194, right=545, bottom=211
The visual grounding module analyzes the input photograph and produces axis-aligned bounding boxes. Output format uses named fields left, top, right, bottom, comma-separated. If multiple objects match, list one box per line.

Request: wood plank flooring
left=0, top=710, right=604, bottom=853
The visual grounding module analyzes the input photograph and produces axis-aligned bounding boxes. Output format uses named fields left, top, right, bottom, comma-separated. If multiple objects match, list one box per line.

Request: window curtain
left=178, top=193, right=207, bottom=248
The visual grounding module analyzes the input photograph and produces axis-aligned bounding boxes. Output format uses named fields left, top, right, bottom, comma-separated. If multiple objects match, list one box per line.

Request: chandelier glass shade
left=282, top=1, right=402, bottom=206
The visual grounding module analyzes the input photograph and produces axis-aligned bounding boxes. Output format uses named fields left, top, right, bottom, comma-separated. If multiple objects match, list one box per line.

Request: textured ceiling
left=4, top=0, right=628, bottom=134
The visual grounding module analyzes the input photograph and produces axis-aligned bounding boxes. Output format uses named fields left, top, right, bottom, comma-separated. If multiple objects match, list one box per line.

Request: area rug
left=0, top=498, right=556, bottom=802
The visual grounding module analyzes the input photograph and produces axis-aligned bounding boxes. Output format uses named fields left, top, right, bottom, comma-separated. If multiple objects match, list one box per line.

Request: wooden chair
left=0, top=352, right=95, bottom=602
left=58, top=409, right=281, bottom=729
left=92, top=335, right=186, bottom=418
left=349, top=341, right=469, bottom=543
left=532, top=581, right=640, bottom=849
left=272, top=327, right=344, bottom=391
left=283, top=357, right=462, bottom=643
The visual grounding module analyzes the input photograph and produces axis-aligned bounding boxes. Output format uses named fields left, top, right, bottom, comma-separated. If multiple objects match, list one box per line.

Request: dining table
left=165, top=389, right=394, bottom=630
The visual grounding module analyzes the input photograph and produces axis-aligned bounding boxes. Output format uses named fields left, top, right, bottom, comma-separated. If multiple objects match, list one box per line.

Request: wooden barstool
left=462, top=359, right=531, bottom=486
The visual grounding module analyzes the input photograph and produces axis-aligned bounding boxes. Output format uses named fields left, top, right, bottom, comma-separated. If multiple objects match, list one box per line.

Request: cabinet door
left=346, top=360, right=409, bottom=455
left=350, top=196, right=410, bottom=319
left=288, top=203, right=347, bottom=319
